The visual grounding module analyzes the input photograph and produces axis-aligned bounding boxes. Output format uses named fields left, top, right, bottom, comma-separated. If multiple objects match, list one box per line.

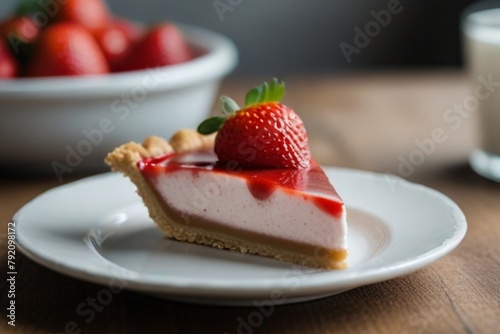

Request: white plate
left=14, top=168, right=467, bottom=306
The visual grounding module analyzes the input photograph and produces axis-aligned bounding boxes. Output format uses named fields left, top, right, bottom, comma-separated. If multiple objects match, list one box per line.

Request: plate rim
left=14, top=168, right=467, bottom=301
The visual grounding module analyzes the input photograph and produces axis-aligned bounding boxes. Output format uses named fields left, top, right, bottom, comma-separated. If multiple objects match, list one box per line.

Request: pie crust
left=105, top=129, right=347, bottom=269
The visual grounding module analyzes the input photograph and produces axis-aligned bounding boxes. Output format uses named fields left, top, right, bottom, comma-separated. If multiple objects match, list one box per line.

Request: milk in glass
left=463, top=6, right=500, bottom=180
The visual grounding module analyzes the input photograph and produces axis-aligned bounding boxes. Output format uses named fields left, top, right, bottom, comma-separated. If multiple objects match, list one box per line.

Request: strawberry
left=25, top=23, right=109, bottom=77
left=0, top=16, right=39, bottom=66
left=0, top=39, right=18, bottom=78
left=198, top=79, right=311, bottom=169
left=117, top=23, right=192, bottom=72
left=94, top=24, right=131, bottom=71
left=94, top=19, right=144, bottom=71
left=0, top=16, right=39, bottom=44
left=52, top=0, right=110, bottom=34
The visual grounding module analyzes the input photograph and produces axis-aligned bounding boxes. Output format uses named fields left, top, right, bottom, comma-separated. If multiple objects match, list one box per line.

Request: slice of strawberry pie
left=106, top=79, right=348, bottom=269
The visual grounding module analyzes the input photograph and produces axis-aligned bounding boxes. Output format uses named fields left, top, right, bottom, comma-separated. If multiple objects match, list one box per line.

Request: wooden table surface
left=1, top=71, right=499, bottom=334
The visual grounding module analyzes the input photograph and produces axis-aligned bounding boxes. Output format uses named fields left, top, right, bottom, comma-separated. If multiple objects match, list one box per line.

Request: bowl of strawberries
left=0, top=0, right=237, bottom=178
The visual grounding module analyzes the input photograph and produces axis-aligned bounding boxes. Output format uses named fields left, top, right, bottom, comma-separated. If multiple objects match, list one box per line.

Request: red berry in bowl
left=52, top=0, right=110, bottom=34
left=94, top=24, right=131, bottom=71
left=0, top=16, right=39, bottom=43
left=25, top=23, right=109, bottom=77
left=0, top=40, right=18, bottom=78
left=117, top=23, right=193, bottom=72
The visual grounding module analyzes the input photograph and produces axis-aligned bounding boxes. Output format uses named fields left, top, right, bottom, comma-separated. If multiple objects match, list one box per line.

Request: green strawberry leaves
left=245, top=78, right=284, bottom=107
left=15, top=0, right=42, bottom=16
left=197, top=78, right=285, bottom=135
left=197, top=96, right=239, bottom=135
left=221, top=95, right=240, bottom=115
left=197, top=115, right=226, bottom=135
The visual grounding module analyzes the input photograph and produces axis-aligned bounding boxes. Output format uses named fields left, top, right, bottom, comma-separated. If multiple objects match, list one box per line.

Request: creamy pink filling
left=148, top=169, right=347, bottom=250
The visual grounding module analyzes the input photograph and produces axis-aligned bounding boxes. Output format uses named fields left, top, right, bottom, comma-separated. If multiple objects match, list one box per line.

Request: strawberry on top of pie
left=106, top=79, right=348, bottom=269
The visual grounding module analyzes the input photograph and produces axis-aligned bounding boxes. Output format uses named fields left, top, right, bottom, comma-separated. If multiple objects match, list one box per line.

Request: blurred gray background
left=0, top=0, right=476, bottom=76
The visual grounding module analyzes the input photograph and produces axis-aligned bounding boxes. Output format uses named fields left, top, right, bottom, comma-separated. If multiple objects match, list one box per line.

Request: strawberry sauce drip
left=246, top=177, right=276, bottom=200
left=138, top=151, right=344, bottom=217
left=312, top=197, right=345, bottom=217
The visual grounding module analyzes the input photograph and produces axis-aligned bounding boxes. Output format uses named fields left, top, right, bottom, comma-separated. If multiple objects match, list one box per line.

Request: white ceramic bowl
left=0, top=24, right=237, bottom=178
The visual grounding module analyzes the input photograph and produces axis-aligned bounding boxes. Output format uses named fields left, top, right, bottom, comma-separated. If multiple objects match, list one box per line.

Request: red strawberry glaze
left=138, top=151, right=344, bottom=218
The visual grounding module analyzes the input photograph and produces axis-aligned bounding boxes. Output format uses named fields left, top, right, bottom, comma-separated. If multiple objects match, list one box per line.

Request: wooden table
left=1, top=71, right=499, bottom=333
